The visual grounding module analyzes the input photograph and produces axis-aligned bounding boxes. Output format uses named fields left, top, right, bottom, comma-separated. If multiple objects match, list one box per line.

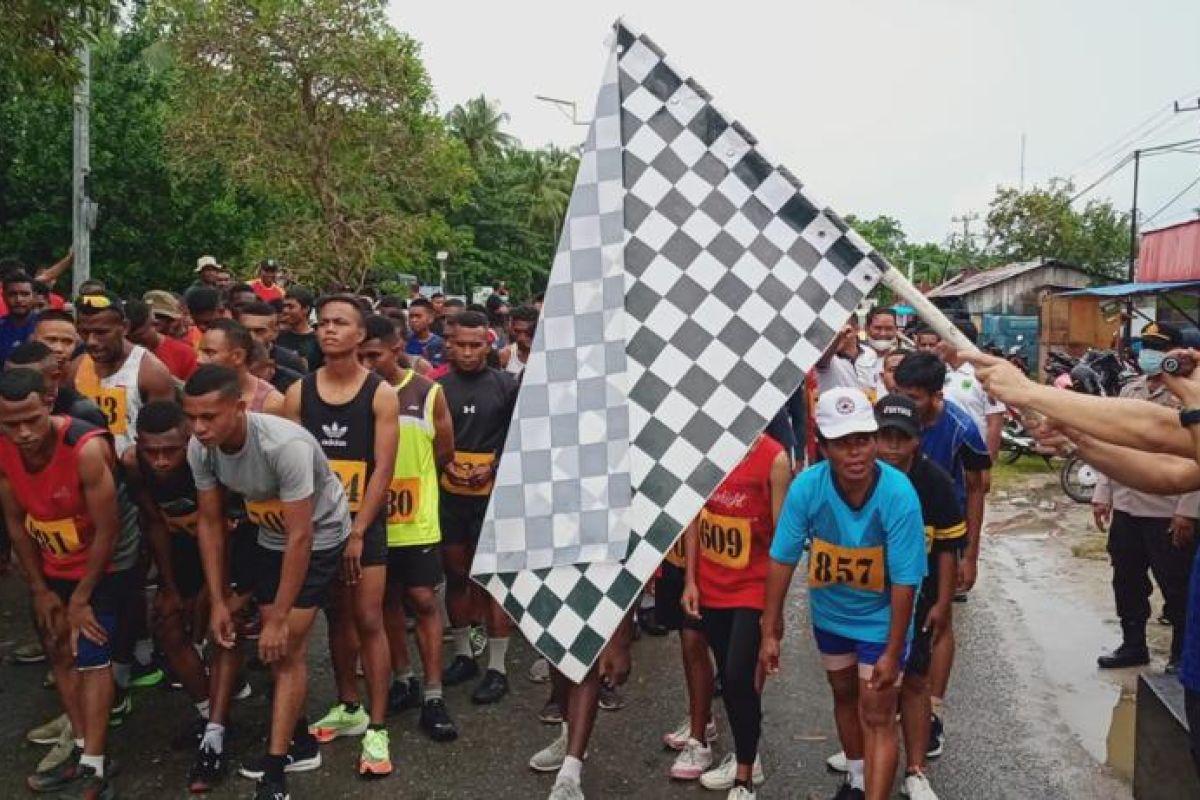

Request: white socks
left=133, top=637, right=154, bottom=666
left=450, top=627, right=472, bottom=659
left=557, top=755, right=583, bottom=785
left=195, top=699, right=211, bottom=719
left=79, top=753, right=105, bottom=778
left=201, top=722, right=225, bottom=754
left=112, top=662, right=131, bottom=689
left=487, top=637, right=509, bottom=674
left=848, top=758, right=865, bottom=790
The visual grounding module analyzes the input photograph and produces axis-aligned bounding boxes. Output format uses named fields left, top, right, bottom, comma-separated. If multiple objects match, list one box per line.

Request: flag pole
left=878, top=266, right=977, bottom=354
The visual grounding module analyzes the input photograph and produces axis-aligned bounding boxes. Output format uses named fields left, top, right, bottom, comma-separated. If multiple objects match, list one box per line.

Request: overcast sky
left=389, top=1, right=1200, bottom=246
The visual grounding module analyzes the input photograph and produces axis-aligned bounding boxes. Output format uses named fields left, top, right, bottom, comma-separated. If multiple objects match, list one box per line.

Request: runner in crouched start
left=760, top=387, right=927, bottom=800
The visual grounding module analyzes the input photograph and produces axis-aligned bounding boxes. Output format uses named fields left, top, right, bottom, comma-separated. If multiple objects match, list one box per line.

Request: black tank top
left=140, top=453, right=248, bottom=533
left=299, top=370, right=382, bottom=518
left=437, top=367, right=517, bottom=453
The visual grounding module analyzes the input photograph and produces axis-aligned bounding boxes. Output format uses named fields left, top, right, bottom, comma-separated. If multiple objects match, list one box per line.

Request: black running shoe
left=238, top=736, right=321, bottom=781
left=387, top=677, right=421, bottom=714
left=419, top=698, right=458, bottom=742
left=471, top=669, right=509, bottom=705
left=253, top=778, right=289, bottom=800
left=187, top=745, right=227, bottom=793
left=830, top=781, right=865, bottom=800
left=442, top=655, right=479, bottom=687
left=926, top=713, right=945, bottom=759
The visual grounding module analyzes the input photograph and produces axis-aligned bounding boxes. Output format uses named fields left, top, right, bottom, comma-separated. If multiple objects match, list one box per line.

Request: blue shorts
left=813, top=626, right=910, bottom=680
left=46, top=569, right=137, bottom=670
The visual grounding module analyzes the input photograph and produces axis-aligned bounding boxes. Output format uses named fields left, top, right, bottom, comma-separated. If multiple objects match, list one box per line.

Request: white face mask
left=869, top=337, right=897, bottom=353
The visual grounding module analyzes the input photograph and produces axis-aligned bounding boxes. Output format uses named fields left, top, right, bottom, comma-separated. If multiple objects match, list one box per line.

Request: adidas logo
left=322, top=422, right=347, bottom=440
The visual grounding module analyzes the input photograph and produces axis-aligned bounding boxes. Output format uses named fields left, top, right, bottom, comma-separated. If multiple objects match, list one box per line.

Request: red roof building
left=1138, top=219, right=1200, bottom=282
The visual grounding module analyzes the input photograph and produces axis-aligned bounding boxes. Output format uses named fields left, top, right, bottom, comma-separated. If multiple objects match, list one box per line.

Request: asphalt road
left=0, top=560, right=1130, bottom=800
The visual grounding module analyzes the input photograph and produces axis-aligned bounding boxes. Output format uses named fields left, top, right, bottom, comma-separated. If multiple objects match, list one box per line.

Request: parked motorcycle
left=999, top=408, right=1052, bottom=466
left=1061, top=454, right=1100, bottom=504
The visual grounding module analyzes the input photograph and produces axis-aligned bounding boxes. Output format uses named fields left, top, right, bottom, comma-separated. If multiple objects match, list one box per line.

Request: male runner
left=406, top=299, right=445, bottom=367
left=184, top=287, right=228, bottom=336
left=437, top=310, right=518, bottom=703
left=32, top=309, right=82, bottom=378
left=236, top=301, right=307, bottom=379
left=760, top=387, right=926, bottom=800
left=893, top=352, right=991, bottom=755
left=73, top=292, right=176, bottom=455
left=126, top=298, right=198, bottom=382
left=249, top=260, right=285, bottom=304
left=198, top=319, right=285, bottom=415
left=0, top=368, right=141, bottom=799
left=358, top=314, right=458, bottom=741
left=498, top=304, right=536, bottom=376
left=282, top=296, right=397, bottom=777
left=277, top=286, right=322, bottom=372
left=826, top=396, right=966, bottom=800
left=7, top=341, right=107, bottom=429
left=0, top=270, right=39, bottom=364
left=185, top=365, right=349, bottom=800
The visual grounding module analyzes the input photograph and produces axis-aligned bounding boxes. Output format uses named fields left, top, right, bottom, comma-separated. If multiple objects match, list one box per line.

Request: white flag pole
left=879, top=267, right=977, bottom=354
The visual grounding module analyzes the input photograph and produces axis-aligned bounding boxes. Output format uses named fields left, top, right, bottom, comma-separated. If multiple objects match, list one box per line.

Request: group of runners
left=0, top=249, right=1003, bottom=800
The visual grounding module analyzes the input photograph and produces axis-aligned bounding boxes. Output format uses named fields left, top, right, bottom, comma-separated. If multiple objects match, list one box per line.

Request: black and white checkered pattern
left=473, top=19, right=885, bottom=682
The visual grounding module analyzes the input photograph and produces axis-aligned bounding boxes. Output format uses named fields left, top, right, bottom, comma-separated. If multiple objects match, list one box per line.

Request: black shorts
left=655, top=562, right=702, bottom=633
left=230, top=524, right=259, bottom=595
left=356, top=520, right=388, bottom=569
left=907, top=578, right=938, bottom=678
left=386, top=544, right=444, bottom=588
left=439, top=496, right=488, bottom=546
left=253, top=540, right=344, bottom=610
left=46, top=569, right=138, bottom=668
left=171, top=532, right=205, bottom=599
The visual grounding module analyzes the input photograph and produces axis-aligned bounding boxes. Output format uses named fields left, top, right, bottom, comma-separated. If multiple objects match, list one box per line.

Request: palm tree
left=520, top=148, right=576, bottom=240
left=446, top=95, right=518, bottom=162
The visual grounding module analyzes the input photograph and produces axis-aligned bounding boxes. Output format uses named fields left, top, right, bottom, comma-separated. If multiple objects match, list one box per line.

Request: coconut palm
left=446, top=95, right=518, bottom=162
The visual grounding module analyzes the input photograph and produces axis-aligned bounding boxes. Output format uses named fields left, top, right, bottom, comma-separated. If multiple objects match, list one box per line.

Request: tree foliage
left=446, top=95, right=519, bottom=164
left=158, top=0, right=474, bottom=288
left=985, top=180, right=1130, bottom=278
left=0, top=0, right=118, bottom=88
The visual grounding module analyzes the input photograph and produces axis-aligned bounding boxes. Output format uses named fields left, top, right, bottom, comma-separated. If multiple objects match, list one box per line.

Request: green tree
left=843, top=214, right=954, bottom=287
left=985, top=179, right=1130, bottom=278
left=446, top=95, right=519, bottom=164
left=158, top=0, right=473, bottom=288
left=0, top=0, right=117, bottom=88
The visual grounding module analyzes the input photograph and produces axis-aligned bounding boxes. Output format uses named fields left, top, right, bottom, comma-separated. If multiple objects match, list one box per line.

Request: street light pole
left=71, top=43, right=93, bottom=296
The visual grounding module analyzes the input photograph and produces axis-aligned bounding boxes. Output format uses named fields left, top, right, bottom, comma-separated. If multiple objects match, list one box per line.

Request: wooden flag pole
left=879, top=267, right=978, bottom=355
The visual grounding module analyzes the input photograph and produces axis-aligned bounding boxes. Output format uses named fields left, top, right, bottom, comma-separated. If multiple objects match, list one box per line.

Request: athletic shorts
left=230, top=524, right=259, bottom=595
left=439, top=496, right=488, bottom=546
left=655, top=562, right=703, bottom=633
left=386, top=544, right=444, bottom=588
left=45, top=568, right=138, bottom=669
left=813, top=626, right=910, bottom=681
left=253, top=541, right=344, bottom=610
left=907, top=580, right=938, bottom=678
left=171, top=532, right=205, bottom=599
left=355, top=519, right=388, bottom=569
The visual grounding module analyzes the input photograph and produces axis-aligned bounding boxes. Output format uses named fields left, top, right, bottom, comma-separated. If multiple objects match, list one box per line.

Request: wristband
left=1179, top=408, right=1200, bottom=428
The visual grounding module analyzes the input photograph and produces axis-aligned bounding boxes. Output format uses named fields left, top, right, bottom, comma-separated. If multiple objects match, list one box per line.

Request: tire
left=1000, top=445, right=1022, bottom=465
left=1061, top=455, right=1098, bottom=504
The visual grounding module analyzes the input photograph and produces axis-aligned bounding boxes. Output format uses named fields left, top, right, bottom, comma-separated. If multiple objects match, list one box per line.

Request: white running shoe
left=826, top=750, right=848, bottom=773
left=726, top=787, right=755, bottom=800
left=663, top=718, right=718, bottom=750
left=700, top=752, right=765, bottom=790
left=530, top=724, right=568, bottom=773
left=669, top=738, right=713, bottom=780
left=528, top=657, right=551, bottom=684
left=548, top=779, right=585, bottom=800
left=902, top=771, right=939, bottom=800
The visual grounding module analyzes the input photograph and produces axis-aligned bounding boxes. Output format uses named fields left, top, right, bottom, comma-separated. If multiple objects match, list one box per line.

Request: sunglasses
left=77, top=294, right=114, bottom=310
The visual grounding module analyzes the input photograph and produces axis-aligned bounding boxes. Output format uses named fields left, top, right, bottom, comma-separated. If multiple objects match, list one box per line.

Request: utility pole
left=950, top=212, right=980, bottom=265
left=71, top=43, right=96, bottom=296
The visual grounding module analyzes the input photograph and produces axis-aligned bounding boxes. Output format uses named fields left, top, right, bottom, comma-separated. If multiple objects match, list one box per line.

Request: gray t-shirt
left=188, top=412, right=350, bottom=552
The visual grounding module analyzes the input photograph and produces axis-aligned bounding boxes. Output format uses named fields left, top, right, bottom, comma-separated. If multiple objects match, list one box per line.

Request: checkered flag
left=472, top=19, right=884, bottom=682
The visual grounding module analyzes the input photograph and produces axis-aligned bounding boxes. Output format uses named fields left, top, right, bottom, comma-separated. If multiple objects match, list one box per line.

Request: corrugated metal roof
left=926, top=260, right=1084, bottom=298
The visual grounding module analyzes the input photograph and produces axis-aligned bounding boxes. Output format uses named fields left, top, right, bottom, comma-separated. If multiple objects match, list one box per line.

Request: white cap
left=815, top=387, right=878, bottom=440
left=195, top=255, right=218, bottom=272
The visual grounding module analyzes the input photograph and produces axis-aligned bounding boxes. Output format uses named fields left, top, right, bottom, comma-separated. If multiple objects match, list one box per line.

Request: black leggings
left=701, top=606, right=762, bottom=765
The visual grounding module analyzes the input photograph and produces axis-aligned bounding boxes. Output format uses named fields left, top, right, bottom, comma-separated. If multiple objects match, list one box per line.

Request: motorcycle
left=1060, top=454, right=1100, bottom=504
left=999, top=408, right=1052, bottom=466
left=1053, top=347, right=1136, bottom=502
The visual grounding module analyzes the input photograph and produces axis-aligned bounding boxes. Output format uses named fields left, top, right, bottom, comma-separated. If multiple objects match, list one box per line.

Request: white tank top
left=504, top=345, right=525, bottom=375
left=79, top=345, right=147, bottom=456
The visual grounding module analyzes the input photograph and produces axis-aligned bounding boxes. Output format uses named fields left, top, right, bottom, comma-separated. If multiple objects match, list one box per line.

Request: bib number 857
left=808, top=540, right=884, bottom=593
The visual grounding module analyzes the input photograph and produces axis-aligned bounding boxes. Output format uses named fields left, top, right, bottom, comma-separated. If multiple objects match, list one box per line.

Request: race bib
left=26, top=515, right=83, bottom=556
left=386, top=477, right=421, bottom=525
left=245, top=498, right=287, bottom=534
left=808, top=538, right=885, bottom=593
left=90, top=386, right=128, bottom=436
left=329, top=459, right=367, bottom=513
left=699, top=510, right=752, bottom=570
left=664, top=537, right=686, bottom=568
left=440, top=451, right=495, bottom=497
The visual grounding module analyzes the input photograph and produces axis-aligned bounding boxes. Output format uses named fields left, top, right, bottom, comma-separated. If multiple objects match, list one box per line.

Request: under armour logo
left=462, top=405, right=476, bottom=414
left=322, top=422, right=348, bottom=440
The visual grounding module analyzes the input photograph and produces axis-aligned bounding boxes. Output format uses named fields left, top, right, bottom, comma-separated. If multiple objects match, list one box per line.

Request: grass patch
left=1071, top=534, right=1109, bottom=561
left=992, top=455, right=1057, bottom=487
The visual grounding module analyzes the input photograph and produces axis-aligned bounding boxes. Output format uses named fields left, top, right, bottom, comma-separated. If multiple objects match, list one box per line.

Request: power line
left=1141, top=171, right=1200, bottom=227
left=1068, top=152, right=1134, bottom=203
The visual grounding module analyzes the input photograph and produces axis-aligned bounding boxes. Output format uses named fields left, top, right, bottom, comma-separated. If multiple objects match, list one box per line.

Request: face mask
left=1139, top=349, right=1165, bottom=376
left=869, top=338, right=897, bottom=353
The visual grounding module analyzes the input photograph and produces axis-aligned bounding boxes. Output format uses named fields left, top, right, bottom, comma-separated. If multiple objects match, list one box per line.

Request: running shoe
left=14, top=641, right=46, bottom=664
left=108, top=690, right=132, bottom=728
left=469, top=625, right=488, bottom=658
left=253, top=778, right=289, bottom=800
left=598, top=684, right=624, bottom=711
left=129, top=661, right=165, bottom=689
left=27, top=746, right=80, bottom=792
left=527, top=657, right=551, bottom=684
left=636, top=606, right=669, bottom=637
left=358, top=728, right=392, bottom=779
left=36, top=723, right=77, bottom=774
left=825, top=750, right=848, bottom=773
left=669, top=738, right=713, bottom=781
left=663, top=719, right=717, bottom=751
left=187, top=745, right=227, bottom=793
left=310, top=703, right=369, bottom=743
left=28, top=713, right=70, bottom=745
left=830, top=781, right=865, bottom=800
left=548, top=779, right=585, bottom=800
left=926, top=714, right=945, bottom=759
left=471, top=669, right=509, bottom=705
left=529, top=724, right=568, bottom=772
left=442, top=655, right=479, bottom=686
left=700, top=753, right=765, bottom=790
left=238, top=737, right=322, bottom=780
left=387, top=677, right=421, bottom=714
left=539, top=700, right=564, bottom=725
left=901, top=771, right=939, bottom=800
left=42, top=765, right=112, bottom=800
left=234, top=679, right=253, bottom=701
left=419, top=698, right=458, bottom=742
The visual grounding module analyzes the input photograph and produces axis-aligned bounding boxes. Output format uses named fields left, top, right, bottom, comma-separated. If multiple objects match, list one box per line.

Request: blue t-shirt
left=1181, top=545, right=1200, bottom=692
left=920, top=398, right=990, bottom=508
left=406, top=333, right=445, bottom=367
left=771, top=460, right=927, bottom=644
left=0, top=313, right=36, bottom=366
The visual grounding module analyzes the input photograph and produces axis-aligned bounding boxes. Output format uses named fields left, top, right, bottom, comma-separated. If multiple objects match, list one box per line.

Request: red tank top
left=696, top=434, right=784, bottom=610
left=0, top=418, right=109, bottom=579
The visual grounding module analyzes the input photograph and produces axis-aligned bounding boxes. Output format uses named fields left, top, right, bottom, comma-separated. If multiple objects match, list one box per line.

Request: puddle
left=1106, top=689, right=1136, bottom=782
